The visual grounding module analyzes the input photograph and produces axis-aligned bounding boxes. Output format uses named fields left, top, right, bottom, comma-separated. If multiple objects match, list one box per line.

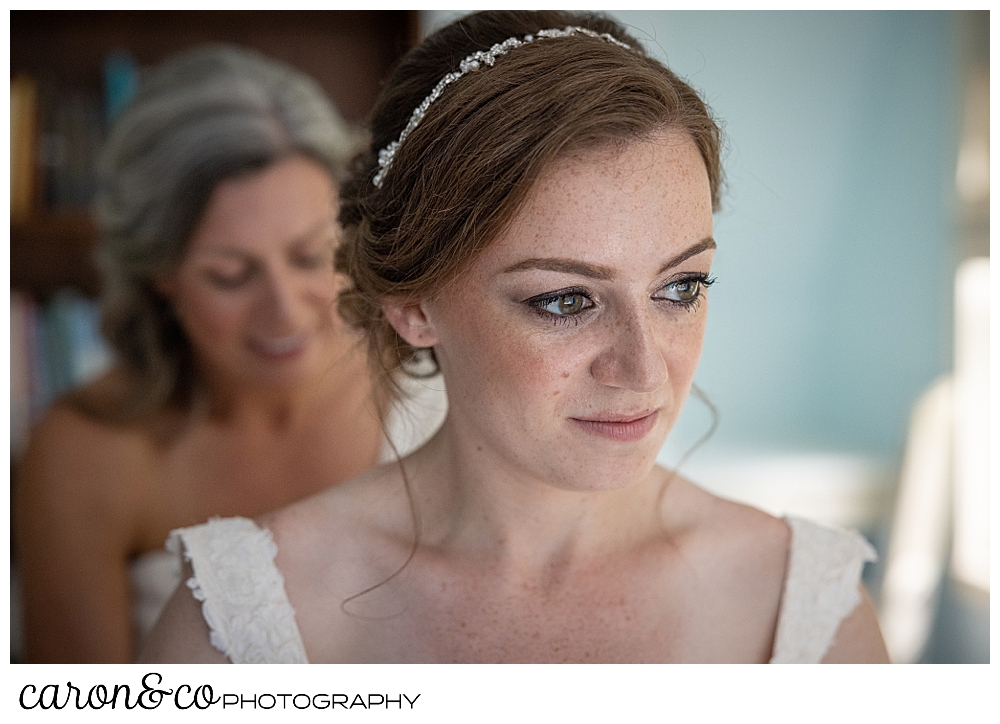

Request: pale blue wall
left=608, top=11, right=959, bottom=461
left=422, top=11, right=960, bottom=462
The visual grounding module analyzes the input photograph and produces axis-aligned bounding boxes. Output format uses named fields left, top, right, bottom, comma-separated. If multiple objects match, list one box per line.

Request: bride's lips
left=569, top=410, right=659, bottom=442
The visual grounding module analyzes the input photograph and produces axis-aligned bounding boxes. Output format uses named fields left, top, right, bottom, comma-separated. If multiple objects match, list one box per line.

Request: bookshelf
left=10, top=10, right=418, bottom=299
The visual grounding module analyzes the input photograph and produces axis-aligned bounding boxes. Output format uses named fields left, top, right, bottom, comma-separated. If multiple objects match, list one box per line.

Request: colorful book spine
left=53, top=289, right=113, bottom=387
left=10, top=74, right=38, bottom=220
left=103, top=50, right=139, bottom=123
left=10, top=292, right=33, bottom=457
left=10, top=290, right=113, bottom=457
left=14, top=50, right=137, bottom=216
left=43, top=90, right=105, bottom=209
left=28, top=296, right=52, bottom=422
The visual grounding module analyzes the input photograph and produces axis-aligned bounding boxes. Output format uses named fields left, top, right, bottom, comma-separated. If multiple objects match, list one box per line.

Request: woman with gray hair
left=14, top=44, right=443, bottom=662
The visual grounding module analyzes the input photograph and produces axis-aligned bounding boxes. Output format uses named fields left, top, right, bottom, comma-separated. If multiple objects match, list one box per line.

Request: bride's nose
left=589, top=307, right=668, bottom=393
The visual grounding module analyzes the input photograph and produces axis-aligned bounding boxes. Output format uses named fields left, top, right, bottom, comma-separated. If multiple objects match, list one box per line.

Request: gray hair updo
left=92, top=43, right=358, bottom=420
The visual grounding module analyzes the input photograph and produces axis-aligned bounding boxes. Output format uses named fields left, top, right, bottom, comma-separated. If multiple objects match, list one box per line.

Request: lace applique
left=769, top=517, right=877, bottom=663
left=167, top=517, right=308, bottom=664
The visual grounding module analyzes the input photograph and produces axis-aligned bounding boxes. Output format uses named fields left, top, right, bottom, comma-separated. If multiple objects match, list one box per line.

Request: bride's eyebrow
left=656, top=237, right=716, bottom=274
left=502, top=238, right=716, bottom=280
left=502, top=257, right=615, bottom=280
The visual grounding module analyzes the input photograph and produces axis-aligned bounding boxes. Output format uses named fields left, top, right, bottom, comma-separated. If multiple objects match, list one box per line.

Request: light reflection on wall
left=951, top=258, right=989, bottom=592
left=879, top=257, right=989, bottom=663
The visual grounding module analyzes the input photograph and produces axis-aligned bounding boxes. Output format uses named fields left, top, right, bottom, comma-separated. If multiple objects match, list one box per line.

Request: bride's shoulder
left=261, top=460, right=415, bottom=574
left=659, top=469, right=791, bottom=589
left=706, top=491, right=790, bottom=558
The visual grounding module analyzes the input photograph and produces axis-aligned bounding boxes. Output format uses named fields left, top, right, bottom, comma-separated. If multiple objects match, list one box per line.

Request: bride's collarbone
left=302, top=552, right=779, bottom=663
left=282, top=479, right=788, bottom=663
left=318, top=590, right=769, bottom=663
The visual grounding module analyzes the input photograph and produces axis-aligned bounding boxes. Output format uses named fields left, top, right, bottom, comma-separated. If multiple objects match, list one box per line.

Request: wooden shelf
left=10, top=11, right=418, bottom=300
left=11, top=10, right=417, bottom=125
left=11, top=213, right=101, bottom=298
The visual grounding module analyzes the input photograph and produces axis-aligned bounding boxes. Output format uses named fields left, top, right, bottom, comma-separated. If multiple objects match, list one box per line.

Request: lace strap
left=167, top=517, right=308, bottom=664
left=769, top=516, right=877, bottom=663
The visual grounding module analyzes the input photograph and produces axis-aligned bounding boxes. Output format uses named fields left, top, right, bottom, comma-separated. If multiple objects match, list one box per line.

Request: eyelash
left=525, top=286, right=594, bottom=326
left=524, top=273, right=716, bottom=326
left=657, top=273, right=716, bottom=313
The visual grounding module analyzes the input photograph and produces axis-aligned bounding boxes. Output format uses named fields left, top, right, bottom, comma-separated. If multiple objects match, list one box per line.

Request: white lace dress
left=167, top=515, right=875, bottom=664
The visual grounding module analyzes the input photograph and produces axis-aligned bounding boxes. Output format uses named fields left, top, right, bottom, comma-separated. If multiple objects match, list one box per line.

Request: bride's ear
left=382, top=298, right=439, bottom=348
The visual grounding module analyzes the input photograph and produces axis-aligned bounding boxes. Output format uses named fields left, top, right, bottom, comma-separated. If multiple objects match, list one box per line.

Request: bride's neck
left=406, top=421, right=669, bottom=571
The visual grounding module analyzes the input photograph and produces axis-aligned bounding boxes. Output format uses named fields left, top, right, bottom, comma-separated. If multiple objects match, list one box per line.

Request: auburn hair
left=337, top=10, right=723, bottom=401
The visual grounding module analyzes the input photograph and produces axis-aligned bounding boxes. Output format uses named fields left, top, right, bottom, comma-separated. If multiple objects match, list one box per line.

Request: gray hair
left=91, top=44, right=358, bottom=420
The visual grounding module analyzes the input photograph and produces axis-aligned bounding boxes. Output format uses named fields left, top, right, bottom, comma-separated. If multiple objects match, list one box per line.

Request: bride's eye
left=542, top=292, right=590, bottom=316
left=653, top=274, right=715, bottom=308
left=525, top=288, right=595, bottom=323
left=663, top=279, right=700, bottom=302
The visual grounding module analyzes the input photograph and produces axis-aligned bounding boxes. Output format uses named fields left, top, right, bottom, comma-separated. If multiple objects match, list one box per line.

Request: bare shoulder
left=711, top=495, right=790, bottom=569
left=658, top=471, right=791, bottom=658
left=259, top=461, right=415, bottom=658
left=17, top=391, right=157, bottom=529
left=140, top=464, right=412, bottom=664
left=262, top=460, right=412, bottom=568
left=24, top=368, right=157, bottom=461
left=15, top=382, right=161, bottom=662
left=822, top=586, right=890, bottom=663
left=666, top=473, right=888, bottom=663
left=663, top=471, right=791, bottom=579
left=138, top=561, right=229, bottom=664
left=701, top=491, right=790, bottom=615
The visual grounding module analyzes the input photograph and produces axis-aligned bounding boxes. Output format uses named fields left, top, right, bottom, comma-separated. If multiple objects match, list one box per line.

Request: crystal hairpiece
left=371, top=25, right=633, bottom=188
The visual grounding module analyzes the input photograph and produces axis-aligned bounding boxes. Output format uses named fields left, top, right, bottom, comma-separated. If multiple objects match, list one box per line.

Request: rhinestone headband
left=371, top=25, right=633, bottom=188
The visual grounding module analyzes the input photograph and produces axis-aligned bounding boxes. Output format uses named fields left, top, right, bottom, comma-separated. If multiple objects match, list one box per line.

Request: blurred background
left=9, top=10, right=989, bottom=663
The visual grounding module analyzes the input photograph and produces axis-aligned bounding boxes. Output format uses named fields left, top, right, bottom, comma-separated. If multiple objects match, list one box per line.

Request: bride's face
left=397, top=130, right=714, bottom=491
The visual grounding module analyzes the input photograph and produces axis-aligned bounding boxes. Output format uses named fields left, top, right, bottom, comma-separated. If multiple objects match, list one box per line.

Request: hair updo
left=337, top=10, right=723, bottom=402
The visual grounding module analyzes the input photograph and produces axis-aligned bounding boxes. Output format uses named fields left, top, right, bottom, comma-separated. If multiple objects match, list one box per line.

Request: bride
left=143, top=10, right=888, bottom=664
